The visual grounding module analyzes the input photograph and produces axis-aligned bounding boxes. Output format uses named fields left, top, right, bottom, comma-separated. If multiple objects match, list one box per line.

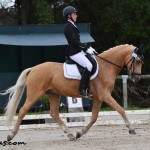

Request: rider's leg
left=79, top=67, right=91, bottom=97
left=70, top=51, right=93, bottom=72
left=70, top=51, right=92, bottom=97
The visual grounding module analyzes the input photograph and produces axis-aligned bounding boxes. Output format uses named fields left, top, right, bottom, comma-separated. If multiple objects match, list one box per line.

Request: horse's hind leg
left=49, top=94, right=76, bottom=141
left=104, top=95, right=136, bottom=134
left=76, top=99, right=102, bottom=139
left=7, top=98, right=37, bottom=141
left=7, top=87, right=44, bottom=141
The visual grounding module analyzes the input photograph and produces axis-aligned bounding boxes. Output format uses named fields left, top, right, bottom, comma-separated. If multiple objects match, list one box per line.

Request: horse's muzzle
left=130, top=73, right=141, bottom=83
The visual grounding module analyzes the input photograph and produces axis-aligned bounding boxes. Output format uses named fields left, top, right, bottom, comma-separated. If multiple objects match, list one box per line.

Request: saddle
left=63, top=53, right=99, bottom=80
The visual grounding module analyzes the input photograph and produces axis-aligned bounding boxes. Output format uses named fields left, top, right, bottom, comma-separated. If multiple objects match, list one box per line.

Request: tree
left=14, top=0, right=54, bottom=24
left=33, top=0, right=54, bottom=24
left=0, top=1, right=16, bottom=24
left=72, top=0, right=150, bottom=74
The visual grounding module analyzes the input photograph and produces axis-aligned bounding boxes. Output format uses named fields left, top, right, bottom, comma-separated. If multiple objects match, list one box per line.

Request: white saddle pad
left=63, top=60, right=99, bottom=80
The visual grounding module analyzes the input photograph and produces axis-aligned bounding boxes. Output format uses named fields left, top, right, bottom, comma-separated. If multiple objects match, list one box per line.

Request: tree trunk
left=15, top=0, right=33, bottom=24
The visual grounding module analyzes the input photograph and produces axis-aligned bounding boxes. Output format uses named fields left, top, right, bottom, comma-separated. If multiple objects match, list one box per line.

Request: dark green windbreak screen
left=0, top=45, right=18, bottom=72
left=44, top=46, right=66, bottom=62
left=0, top=45, right=66, bottom=73
left=21, top=46, right=42, bottom=70
left=0, top=45, right=66, bottom=109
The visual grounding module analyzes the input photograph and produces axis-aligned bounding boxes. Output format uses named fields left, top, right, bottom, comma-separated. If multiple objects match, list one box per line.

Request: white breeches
left=70, top=51, right=92, bottom=72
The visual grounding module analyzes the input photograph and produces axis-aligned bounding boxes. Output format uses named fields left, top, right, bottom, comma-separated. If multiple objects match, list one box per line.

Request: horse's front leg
left=49, top=94, right=76, bottom=141
left=76, top=99, right=102, bottom=140
left=104, top=94, right=136, bottom=134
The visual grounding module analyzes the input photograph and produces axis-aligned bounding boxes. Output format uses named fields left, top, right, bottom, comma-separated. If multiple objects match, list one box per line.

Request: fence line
left=0, top=110, right=149, bottom=130
left=118, top=75, right=150, bottom=109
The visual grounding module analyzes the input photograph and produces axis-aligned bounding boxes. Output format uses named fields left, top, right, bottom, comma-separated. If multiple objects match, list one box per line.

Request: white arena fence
left=117, top=75, right=150, bottom=109
left=0, top=110, right=149, bottom=130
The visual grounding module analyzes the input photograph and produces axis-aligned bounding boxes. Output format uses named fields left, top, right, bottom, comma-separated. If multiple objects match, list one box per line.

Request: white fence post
left=122, top=75, right=128, bottom=110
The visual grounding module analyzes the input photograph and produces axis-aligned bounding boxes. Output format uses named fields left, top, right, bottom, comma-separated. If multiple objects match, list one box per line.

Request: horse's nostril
left=135, top=75, right=141, bottom=82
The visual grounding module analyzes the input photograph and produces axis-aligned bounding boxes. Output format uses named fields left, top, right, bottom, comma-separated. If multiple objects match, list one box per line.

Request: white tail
left=0, top=68, right=32, bottom=127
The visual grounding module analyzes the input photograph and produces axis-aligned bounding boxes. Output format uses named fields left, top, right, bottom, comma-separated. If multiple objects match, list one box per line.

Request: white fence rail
left=0, top=110, right=149, bottom=130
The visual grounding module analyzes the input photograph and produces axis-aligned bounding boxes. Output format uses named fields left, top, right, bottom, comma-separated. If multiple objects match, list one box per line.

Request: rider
left=63, top=6, right=98, bottom=98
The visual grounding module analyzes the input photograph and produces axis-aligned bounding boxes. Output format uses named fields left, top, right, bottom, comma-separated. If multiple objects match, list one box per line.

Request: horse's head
left=126, top=47, right=144, bottom=83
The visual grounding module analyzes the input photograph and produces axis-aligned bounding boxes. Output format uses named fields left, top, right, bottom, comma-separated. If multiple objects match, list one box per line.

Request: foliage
left=112, top=78, right=150, bottom=108
left=33, top=0, right=54, bottom=24
left=35, top=95, right=68, bottom=112
left=72, top=0, right=150, bottom=74
left=0, top=4, right=16, bottom=24
left=127, top=79, right=150, bottom=107
left=40, top=95, right=50, bottom=111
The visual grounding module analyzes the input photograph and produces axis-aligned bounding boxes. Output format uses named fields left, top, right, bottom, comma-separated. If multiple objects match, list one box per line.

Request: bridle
left=94, top=48, right=144, bottom=76
left=125, top=56, right=144, bottom=76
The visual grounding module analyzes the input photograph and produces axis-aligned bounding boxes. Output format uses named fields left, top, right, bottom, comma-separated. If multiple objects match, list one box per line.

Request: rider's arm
left=64, top=25, right=89, bottom=51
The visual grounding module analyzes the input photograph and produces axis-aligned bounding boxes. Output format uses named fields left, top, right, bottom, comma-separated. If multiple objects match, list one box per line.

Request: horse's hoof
left=68, top=134, right=76, bottom=141
left=69, top=137, right=76, bottom=141
left=76, top=132, right=82, bottom=139
left=7, top=135, right=12, bottom=141
left=69, top=134, right=76, bottom=141
left=129, top=129, right=136, bottom=135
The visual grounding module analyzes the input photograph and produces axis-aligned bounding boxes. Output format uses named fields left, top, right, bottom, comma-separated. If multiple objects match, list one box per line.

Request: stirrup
left=80, top=90, right=92, bottom=98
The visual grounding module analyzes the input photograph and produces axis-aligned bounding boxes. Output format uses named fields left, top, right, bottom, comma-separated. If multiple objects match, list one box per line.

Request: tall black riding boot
left=79, top=68, right=92, bottom=98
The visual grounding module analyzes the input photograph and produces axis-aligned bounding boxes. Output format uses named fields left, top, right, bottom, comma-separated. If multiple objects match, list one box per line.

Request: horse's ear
left=135, top=46, right=144, bottom=56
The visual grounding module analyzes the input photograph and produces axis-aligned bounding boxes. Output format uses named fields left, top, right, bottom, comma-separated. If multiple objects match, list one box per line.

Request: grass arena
left=0, top=110, right=149, bottom=150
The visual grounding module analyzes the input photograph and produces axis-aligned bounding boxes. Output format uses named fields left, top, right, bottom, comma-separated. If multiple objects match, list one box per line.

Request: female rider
left=63, top=6, right=97, bottom=98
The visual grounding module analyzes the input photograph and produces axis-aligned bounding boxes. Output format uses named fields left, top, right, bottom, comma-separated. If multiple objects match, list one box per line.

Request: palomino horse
left=1, top=44, right=144, bottom=141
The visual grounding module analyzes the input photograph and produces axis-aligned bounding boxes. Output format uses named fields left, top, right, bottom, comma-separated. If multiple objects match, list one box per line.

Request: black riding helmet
left=63, top=6, right=77, bottom=18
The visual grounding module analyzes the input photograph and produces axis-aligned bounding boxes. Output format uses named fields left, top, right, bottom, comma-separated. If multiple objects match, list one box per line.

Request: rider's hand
left=86, top=47, right=98, bottom=55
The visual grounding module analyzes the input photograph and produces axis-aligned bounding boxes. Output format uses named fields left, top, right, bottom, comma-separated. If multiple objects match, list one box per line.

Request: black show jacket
left=64, top=21, right=89, bottom=56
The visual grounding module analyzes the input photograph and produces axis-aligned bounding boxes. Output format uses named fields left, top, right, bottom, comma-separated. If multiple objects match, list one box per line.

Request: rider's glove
left=86, top=47, right=98, bottom=55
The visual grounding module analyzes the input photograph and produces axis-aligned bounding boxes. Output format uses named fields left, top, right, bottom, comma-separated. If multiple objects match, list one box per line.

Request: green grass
left=127, top=106, right=150, bottom=110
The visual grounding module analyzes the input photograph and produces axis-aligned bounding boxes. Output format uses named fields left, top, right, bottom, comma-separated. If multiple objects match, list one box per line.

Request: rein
left=94, top=52, right=143, bottom=76
left=95, top=54, right=123, bottom=69
left=95, top=53, right=129, bottom=73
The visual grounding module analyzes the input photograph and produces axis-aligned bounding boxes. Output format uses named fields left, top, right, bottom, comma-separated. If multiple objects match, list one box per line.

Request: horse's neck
left=100, top=45, right=135, bottom=66
left=98, top=45, right=135, bottom=76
